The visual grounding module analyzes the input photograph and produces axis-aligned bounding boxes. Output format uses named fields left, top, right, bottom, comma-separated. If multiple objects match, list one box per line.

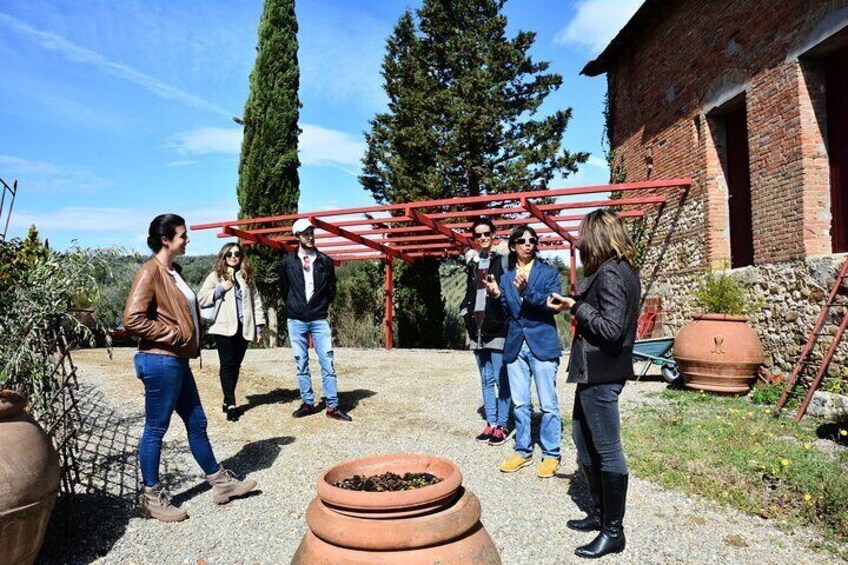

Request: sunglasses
left=515, top=237, right=537, bottom=245
left=225, top=251, right=242, bottom=258
left=472, top=230, right=493, bottom=240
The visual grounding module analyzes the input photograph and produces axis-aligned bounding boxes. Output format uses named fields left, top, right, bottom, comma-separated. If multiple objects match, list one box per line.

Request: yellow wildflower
left=781, top=459, right=790, bottom=467
left=804, top=443, right=812, bottom=450
left=804, top=493, right=812, bottom=501
left=840, top=429, right=847, bottom=437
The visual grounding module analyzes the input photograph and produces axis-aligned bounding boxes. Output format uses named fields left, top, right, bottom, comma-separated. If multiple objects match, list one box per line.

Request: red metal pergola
left=192, top=179, right=691, bottom=349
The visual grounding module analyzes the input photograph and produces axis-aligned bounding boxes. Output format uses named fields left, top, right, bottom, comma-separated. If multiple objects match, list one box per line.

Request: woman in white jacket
left=198, top=243, right=265, bottom=421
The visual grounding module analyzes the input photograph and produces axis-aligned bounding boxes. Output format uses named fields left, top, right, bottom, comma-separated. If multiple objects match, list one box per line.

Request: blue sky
left=0, top=0, right=641, bottom=255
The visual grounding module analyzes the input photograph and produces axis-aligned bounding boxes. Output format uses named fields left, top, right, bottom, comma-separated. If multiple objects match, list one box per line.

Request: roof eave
left=579, top=0, right=664, bottom=77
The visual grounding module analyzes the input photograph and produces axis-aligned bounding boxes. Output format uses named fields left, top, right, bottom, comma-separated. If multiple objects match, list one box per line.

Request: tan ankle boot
left=141, top=484, right=188, bottom=522
left=206, top=467, right=257, bottom=505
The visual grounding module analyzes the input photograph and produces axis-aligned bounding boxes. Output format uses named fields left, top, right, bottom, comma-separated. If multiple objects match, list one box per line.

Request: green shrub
left=330, top=262, right=385, bottom=348
left=750, top=382, right=785, bottom=405
left=693, top=267, right=753, bottom=316
left=0, top=228, right=115, bottom=406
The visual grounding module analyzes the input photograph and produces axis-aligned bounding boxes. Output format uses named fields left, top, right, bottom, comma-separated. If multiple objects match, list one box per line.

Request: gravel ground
left=37, top=347, right=843, bottom=565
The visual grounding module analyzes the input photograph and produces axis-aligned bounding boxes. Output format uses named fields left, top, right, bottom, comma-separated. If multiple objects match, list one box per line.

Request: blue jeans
left=287, top=318, right=339, bottom=408
left=507, top=341, right=561, bottom=459
left=134, top=353, right=218, bottom=487
left=474, top=350, right=510, bottom=428
left=572, top=382, right=628, bottom=474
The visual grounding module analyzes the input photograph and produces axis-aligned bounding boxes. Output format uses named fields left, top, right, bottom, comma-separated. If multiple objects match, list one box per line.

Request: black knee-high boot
left=575, top=472, right=627, bottom=559
left=567, top=464, right=602, bottom=532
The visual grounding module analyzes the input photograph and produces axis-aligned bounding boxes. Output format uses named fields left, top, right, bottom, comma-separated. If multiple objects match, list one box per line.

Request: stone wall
left=645, top=254, right=848, bottom=379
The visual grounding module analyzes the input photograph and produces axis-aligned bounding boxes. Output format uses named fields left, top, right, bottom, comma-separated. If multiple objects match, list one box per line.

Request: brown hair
left=578, top=209, right=638, bottom=275
left=213, top=243, right=254, bottom=285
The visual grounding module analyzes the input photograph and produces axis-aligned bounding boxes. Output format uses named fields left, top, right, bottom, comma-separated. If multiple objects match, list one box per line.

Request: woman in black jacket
left=548, top=209, right=641, bottom=559
left=460, top=218, right=511, bottom=446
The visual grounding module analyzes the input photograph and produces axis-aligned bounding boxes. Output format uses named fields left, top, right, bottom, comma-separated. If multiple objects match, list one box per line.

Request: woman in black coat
left=548, top=209, right=641, bottom=559
left=459, top=218, right=511, bottom=445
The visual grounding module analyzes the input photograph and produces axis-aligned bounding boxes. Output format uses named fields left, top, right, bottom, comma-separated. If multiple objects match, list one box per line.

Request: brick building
left=582, top=0, right=848, bottom=373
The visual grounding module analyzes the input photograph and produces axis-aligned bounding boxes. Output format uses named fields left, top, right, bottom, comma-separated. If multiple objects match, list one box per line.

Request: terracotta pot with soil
left=674, top=314, right=764, bottom=394
left=0, top=390, right=61, bottom=565
left=292, top=454, right=501, bottom=564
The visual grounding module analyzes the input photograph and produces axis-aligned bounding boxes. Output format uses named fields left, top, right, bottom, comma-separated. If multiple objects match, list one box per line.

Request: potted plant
left=292, top=454, right=501, bottom=564
left=673, top=267, right=764, bottom=394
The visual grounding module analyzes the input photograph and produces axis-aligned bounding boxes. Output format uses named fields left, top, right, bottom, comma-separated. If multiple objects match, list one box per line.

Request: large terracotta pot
left=674, top=314, right=764, bottom=394
left=292, top=454, right=501, bottom=564
left=0, top=391, right=61, bottom=565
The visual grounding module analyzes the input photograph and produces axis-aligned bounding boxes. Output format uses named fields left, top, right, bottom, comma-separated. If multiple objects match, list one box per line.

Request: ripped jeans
left=287, top=318, right=339, bottom=408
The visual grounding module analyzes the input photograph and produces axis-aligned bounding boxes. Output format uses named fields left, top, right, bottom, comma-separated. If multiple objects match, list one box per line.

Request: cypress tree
left=362, top=0, right=587, bottom=347
left=237, top=0, right=300, bottom=343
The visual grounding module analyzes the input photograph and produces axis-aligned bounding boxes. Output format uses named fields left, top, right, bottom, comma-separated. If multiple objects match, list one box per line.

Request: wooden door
left=725, top=105, right=754, bottom=267
left=827, top=44, right=848, bottom=253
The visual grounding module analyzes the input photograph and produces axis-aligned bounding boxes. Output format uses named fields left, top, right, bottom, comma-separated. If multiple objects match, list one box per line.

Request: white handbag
left=200, top=298, right=222, bottom=324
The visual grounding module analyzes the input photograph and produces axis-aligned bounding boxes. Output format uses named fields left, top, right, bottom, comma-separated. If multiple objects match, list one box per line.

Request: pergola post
left=384, top=258, right=394, bottom=350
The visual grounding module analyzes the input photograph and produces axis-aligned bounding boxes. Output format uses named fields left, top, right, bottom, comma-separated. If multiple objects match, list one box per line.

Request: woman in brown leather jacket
left=124, top=214, right=257, bottom=522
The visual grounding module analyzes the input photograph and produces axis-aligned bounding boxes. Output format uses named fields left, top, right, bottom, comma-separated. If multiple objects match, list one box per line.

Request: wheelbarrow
left=632, top=337, right=682, bottom=385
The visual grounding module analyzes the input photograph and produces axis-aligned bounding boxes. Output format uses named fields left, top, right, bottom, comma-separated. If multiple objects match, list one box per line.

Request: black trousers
left=572, top=382, right=628, bottom=474
left=215, top=324, right=249, bottom=407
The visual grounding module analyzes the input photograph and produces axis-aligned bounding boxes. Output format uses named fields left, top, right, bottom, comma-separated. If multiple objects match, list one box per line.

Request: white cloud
left=0, top=155, right=61, bottom=176
left=0, top=155, right=111, bottom=193
left=299, top=124, right=365, bottom=169
left=0, top=11, right=233, bottom=119
left=168, top=128, right=242, bottom=156
left=9, top=207, right=142, bottom=232
left=167, top=124, right=365, bottom=170
left=585, top=155, right=609, bottom=169
left=554, top=0, right=643, bottom=55
left=164, top=160, right=200, bottom=168
left=7, top=202, right=241, bottom=255
left=298, top=7, right=389, bottom=111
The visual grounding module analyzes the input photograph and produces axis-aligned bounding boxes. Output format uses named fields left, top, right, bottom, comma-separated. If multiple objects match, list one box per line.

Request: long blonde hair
left=213, top=243, right=254, bottom=285
left=578, top=209, right=638, bottom=275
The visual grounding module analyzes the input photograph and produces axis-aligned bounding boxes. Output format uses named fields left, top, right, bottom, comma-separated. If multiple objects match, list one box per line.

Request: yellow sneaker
left=537, top=458, right=560, bottom=478
left=499, top=453, right=533, bottom=473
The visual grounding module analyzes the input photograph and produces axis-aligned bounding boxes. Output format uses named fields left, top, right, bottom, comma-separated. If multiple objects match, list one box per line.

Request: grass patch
left=622, top=389, right=848, bottom=558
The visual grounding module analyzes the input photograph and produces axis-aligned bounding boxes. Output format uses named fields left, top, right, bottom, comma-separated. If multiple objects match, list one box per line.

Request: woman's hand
left=220, top=279, right=234, bottom=292
left=485, top=274, right=501, bottom=297
left=513, top=272, right=528, bottom=293
left=547, top=292, right=575, bottom=313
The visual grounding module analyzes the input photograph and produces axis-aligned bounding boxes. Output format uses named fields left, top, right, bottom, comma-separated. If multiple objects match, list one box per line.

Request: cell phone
left=550, top=296, right=562, bottom=305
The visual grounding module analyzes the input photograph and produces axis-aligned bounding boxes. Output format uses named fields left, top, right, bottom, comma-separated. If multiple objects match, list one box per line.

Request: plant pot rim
left=316, top=454, right=462, bottom=511
left=694, top=313, right=748, bottom=322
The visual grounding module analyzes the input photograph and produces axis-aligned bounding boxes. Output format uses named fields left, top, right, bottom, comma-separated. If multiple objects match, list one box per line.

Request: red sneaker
left=487, top=426, right=510, bottom=446
left=476, top=424, right=495, bottom=443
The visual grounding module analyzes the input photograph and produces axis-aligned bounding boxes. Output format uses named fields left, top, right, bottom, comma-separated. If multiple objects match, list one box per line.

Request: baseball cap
left=292, top=218, right=314, bottom=235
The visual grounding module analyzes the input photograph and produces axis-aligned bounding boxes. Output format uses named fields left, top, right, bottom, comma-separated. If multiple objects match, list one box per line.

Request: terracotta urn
left=674, top=314, right=765, bottom=394
left=0, top=390, right=61, bottom=565
left=292, top=454, right=501, bottom=564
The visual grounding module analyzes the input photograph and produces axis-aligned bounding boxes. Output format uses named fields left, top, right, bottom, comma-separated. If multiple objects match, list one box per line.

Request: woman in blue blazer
left=485, top=224, right=562, bottom=479
left=548, top=209, right=641, bottom=559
